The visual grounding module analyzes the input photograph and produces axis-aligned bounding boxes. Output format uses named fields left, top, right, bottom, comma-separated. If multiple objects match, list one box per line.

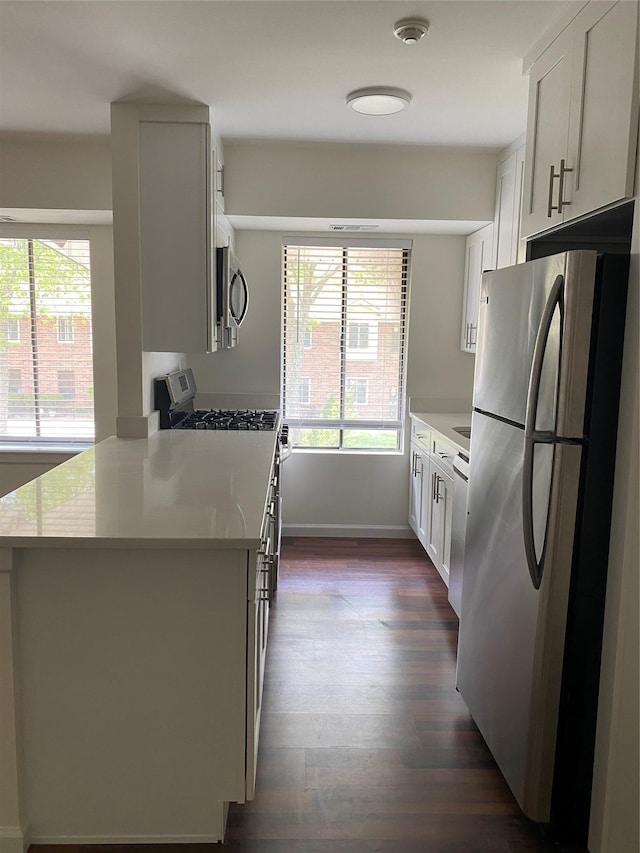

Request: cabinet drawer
left=411, top=419, right=431, bottom=452
left=431, top=435, right=457, bottom=475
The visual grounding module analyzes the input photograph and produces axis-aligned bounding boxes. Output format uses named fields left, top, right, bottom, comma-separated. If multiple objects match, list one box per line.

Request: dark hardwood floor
left=31, top=537, right=586, bottom=853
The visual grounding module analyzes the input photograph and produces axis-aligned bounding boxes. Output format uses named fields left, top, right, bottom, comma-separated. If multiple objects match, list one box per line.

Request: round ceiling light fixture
left=346, top=86, right=411, bottom=116
left=393, top=18, right=430, bottom=45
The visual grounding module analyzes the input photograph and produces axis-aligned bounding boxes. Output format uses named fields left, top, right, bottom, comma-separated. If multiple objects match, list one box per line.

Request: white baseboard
left=0, top=824, right=30, bottom=853
left=282, top=524, right=414, bottom=539
left=28, top=834, right=223, bottom=845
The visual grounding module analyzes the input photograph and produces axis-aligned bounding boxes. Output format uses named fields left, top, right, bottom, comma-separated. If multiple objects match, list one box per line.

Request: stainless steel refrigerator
left=456, top=250, right=629, bottom=843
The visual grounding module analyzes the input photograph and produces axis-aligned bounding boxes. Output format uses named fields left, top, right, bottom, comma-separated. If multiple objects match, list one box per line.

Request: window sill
left=289, top=447, right=403, bottom=457
left=0, top=443, right=92, bottom=464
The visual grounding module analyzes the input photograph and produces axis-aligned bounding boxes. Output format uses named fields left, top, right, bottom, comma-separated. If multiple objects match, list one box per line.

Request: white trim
left=282, top=523, right=415, bottom=539
left=521, top=0, right=589, bottom=73
left=26, top=833, right=225, bottom=845
left=283, top=235, right=412, bottom=249
left=0, top=825, right=30, bottom=853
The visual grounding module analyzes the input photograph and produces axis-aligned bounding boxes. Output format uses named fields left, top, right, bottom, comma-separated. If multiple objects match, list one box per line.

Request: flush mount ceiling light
left=346, top=87, right=411, bottom=116
left=393, top=18, right=430, bottom=45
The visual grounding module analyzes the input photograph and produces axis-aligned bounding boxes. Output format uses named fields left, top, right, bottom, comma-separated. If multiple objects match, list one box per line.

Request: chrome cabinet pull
left=469, top=323, right=477, bottom=347
left=557, top=159, right=573, bottom=214
left=547, top=163, right=559, bottom=218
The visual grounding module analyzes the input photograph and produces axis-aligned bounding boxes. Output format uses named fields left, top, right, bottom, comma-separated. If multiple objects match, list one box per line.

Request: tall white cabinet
left=111, top=103, right=220, bottom=354
left=460, top=223, right=493, bottom=354
left=521, top=0, right=639, bottom=237
left=493, top=141, right=526, bottom=269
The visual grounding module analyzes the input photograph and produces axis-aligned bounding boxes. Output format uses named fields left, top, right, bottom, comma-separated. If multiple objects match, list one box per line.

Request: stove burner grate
left=175, top=409, right=278, bottom=431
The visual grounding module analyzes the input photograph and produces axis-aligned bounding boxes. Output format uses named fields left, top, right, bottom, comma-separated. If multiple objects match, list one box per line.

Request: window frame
left=281, top=237, right=410, bottom=453
left=56, top=316, right=75, bottom=343
left=0, top=230, right=94, bottom=447
left=346, top=376, right=368, bottom=406
left=6, top=317, right=20, bottom=342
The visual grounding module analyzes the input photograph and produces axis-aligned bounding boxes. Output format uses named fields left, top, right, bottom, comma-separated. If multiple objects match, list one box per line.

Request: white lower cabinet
left=408, top=422, right=431, bottom=547
left=246, top=547, right=269, bottom=799
left=408, top=418, right=460, bottom=588
left=426, top=457, right=454, bottom=587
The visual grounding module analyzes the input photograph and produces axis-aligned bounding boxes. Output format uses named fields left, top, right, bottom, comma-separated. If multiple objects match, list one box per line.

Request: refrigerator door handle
left=523, top=273, right=564, bottom=589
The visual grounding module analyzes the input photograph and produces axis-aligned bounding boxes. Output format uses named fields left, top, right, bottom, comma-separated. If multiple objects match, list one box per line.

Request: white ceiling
left=0, top=0, right=571, bottom=147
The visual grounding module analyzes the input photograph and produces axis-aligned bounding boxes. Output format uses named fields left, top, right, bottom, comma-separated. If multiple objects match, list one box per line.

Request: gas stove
left=175, top=408, right=278, bottom=431
left=154, top=369, right=285, bottom=442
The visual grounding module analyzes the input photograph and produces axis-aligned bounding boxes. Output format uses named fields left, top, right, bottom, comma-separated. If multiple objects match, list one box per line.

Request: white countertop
left=410, top=412, right=472, bottom=453
left=0, top=430, right=278, bottom=549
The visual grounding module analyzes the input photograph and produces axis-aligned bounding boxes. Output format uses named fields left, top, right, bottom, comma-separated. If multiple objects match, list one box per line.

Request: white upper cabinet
left=521, top=0, right=639, bottom=238
left=493, top=143, right=526, bottom=269
left=460, top=223, right=493, bottom=354
left=111, top=103, right=217, bottom=354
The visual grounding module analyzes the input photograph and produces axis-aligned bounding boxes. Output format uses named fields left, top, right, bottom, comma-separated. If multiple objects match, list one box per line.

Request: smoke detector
left=393, top=18, right=430, bottom=45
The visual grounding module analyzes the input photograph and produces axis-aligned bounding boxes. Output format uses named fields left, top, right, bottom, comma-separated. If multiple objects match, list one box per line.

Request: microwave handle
left=230, top=269, right=249, bottom=325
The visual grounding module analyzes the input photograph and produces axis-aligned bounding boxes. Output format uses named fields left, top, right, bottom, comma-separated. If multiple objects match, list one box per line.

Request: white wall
left=588, top=162, right=640, bottom=853
left=188, top=229, right=472, bottom=535
left=225, top=141, right=497, bottom=222
left=0, top=137, right=111, bottom=213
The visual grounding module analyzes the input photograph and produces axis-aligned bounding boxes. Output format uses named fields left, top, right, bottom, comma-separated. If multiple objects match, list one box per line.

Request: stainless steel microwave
left=216, top=246, right=249, bottom=349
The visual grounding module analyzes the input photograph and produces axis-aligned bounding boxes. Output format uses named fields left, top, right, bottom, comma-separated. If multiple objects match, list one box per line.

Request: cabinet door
left=408, top=446, right=422, bottom=536
left=427, top=463, right=453, bottom=587
left=514, top=144, right=527, bottom=264
left=494, top=146, right=527, bottom=269
left=521, top=27, right=573, bottom=238
left=427, top=460, right=453, bottom=586
left=246, top=551, right=269, bottom=800
left=566, top=0, right=639, bottom=220
left=408, top=445, right=429, bottom=547
left=139, top=120, right=215, bottom=353
left=460, top=224, right=493, bottom=353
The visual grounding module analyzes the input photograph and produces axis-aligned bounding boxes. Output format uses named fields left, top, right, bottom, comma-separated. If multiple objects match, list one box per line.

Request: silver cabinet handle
left=469, top=323, right=477, bottom=347
left=547, top=163, right=559, bottom=218
left=557, top=159, right=572, bottom=214
left=548, top=160, right=573, bottom=218
left=411, top=450, right=417, bottom=476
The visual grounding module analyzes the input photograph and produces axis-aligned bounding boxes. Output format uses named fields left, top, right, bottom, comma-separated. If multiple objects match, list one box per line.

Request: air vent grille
left=329, top=224, right=379, bottom=232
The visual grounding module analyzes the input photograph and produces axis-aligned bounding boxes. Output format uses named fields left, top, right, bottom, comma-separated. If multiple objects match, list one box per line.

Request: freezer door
left=473, top=254, right=565, bottom=427
left=456, top=411, right=583, bottom=821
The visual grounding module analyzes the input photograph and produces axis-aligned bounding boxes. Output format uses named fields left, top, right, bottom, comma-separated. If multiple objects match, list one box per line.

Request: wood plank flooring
left=30, top=537, right=587, bottom=853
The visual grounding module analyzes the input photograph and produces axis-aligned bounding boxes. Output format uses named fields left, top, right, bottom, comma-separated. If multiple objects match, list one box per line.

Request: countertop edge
left=410, top=412, right=471, bottom=454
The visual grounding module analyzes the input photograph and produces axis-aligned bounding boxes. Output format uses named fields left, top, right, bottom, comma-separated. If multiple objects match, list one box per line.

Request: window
left=303, top=328, right=312, bottom=349
left=346, top=321, right=378, bottom=359
left=282, top=238, right=410, bottom=451
left=8, top=368, right=21, bottom=394
left=0, top=237, right=94, bottom=442
left=346, top=377, right=368, bottom=406
left=299, top=377, right=311, bottom=404
left=6, top=318, right=20, bottom=342
left=57, top=316, right=74, bottom=343
left=57, top=370, right=76, bottom=400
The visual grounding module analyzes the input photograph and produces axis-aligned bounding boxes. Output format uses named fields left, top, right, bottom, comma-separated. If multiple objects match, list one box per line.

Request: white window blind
left=0, top=237, right=94, bottom=443
left=282, top=239, right=410, bottom=451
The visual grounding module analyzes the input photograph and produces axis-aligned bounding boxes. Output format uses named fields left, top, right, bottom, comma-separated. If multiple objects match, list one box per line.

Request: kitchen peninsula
left=0, top=430, right=278, bottom=849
